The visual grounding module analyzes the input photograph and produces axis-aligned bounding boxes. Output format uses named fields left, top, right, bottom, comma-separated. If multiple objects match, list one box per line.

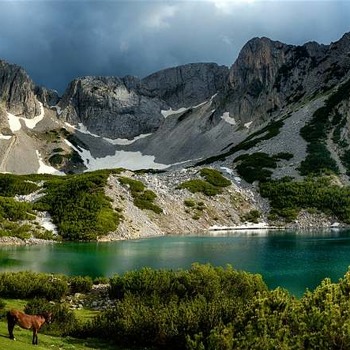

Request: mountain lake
left=1, top=228, right=350, bottom=297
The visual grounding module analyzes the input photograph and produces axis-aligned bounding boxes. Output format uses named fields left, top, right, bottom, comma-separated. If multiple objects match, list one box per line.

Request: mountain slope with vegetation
left=1, top=33, right=350, bottom=234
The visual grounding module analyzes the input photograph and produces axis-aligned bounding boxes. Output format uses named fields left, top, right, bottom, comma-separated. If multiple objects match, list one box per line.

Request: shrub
left=0, top=174, right=39, bottom=196
left=177, top=180, right=221, bottom=196
left=48, top=154, right=64, bottom=166
left=298, top=79, right=350, bottom=176
left=34, top=172, right=120, bottom=240
left=96, top=265, right=267, bottom=348
left=260, top=177, right=350, bottom=223
left=234, top=152, right=295, bottom=183
left=93, top=276, right=109, bottom=285
left=118, top=177, right=162, bottom=214
left=199, top=168, right=231, bottom=187
left=184, top=199, right=196, bottom=207
left=0, top=271, right=68, bottom=300
left=69, top=276, right=93, bottom=294
left=196, top=118, right=285, bottom=166
left=241, top=210, right=261, bottom=223
left=0, top=196, right=34, bottom=221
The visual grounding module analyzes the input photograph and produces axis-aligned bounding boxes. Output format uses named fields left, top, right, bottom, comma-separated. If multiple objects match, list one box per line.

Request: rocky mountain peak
left=57, top=75, right=165, bottom=139
left=57, top=63, right=229, bottom=139
left=229, top=37, right=289, bottom=89
left=141, top=62, right=229, bottom=108
left=0, top=59, right=40, bottom=118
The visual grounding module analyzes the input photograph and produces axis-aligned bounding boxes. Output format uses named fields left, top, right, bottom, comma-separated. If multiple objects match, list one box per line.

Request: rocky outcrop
left=0, top=60, right=40, bottom=118
left=141, top=63, right=229, bottom=108
left=35, top=86, right=60, bottom=107
left=222, top=33, right=350, bottom=127
left=57, top=63, right=229, bottom=139
left=57, top=76, right=165, bottom=139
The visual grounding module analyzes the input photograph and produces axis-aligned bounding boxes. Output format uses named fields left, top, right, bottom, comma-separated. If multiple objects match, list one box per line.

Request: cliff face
left=58, top=76, right=165, bottom=139
left=141, top=62, right=229, bottom=108
left=223, top=33, right=350, bottom=126
left=57, top=63, right=229, bottom=139
left=0, top=60, right=40, bottom=118
left=0, top=60, right=59, bottom=118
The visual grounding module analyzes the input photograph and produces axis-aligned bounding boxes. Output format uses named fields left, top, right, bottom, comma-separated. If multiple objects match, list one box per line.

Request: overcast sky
left=0, top=0, right=349, bottom=93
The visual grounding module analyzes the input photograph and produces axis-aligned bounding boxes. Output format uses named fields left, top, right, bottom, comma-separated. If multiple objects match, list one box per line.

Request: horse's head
left=42, top=311, right=53, bottom=324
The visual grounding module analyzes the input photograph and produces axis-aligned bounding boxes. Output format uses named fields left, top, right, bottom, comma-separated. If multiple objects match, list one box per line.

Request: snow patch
left=104, top=133, right=152, bottom=145
left=220, top=166, right=233, bottom=175
left=22, top=102, right=45, bottom=129
left=52, top=105, right=62, bottom=116
left=221, top=112, right=236, bottom=125
left=244, top=121, right=253, bottom=129
left=161, top=95, right=217, bottom=119
left=161, top=107, right=187, bottom=118
left=7, top=102, right=45, bottom=131
left=64, top=139, right=169, bottom=171
left=66, top=122, right=152, bottom=145
left=7, top=112, right=22, bottom=132
left=36, top=150, right=64, bottom=175
left=210, top=93, right=218, bottom=101
left=0, top=134, right=12, bottom=140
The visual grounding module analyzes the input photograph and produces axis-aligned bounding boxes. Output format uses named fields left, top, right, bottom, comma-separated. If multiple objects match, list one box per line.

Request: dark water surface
left=1, top=229, right=350, bottom=296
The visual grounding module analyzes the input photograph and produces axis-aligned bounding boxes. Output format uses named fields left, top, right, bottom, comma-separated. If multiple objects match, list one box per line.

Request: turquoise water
left=1, top=229, right=350, bottom=296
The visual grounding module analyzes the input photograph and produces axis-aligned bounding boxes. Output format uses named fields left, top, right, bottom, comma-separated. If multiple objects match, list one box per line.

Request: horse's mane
left=38, top=311, right=51, bottom=319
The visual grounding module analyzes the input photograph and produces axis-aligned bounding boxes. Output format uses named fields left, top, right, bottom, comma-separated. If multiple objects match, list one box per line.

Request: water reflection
left=0, top=229, right=350, bottom=297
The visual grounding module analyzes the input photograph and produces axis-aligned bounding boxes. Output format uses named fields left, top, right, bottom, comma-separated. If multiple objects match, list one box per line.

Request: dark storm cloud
left=0, top=0, right=349, bottom=94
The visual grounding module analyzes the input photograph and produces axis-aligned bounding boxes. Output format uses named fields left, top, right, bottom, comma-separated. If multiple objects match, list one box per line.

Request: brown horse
left=7, top=309, right=52, bottom=345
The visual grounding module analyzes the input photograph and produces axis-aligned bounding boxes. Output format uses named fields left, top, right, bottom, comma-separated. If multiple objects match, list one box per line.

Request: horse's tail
left=7, top=310, right=18, bottom=324
left=7, top=311, right=16, bottom=339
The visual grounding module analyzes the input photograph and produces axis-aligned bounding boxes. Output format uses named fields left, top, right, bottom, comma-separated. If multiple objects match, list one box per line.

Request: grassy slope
left=0, top=321, right=119, bottom=350
left=0, top=299, right=118, bottom=350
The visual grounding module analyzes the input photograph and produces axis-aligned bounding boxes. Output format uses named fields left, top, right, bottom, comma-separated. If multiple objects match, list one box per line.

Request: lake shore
left=0, top=219, right=348, bottom=246
left=0, top=236, right=57, bottom=246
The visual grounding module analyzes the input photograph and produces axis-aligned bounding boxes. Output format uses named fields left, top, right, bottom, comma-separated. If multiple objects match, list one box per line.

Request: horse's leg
left=6, top=312, right=16, bottom=340
left=32, top=329, right=39, bottom=345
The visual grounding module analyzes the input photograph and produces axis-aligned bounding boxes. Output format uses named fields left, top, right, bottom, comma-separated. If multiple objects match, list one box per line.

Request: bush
left=34, top=172, right=120, bottom=240
left=177, top=180, right=221, bottom=196
left=233, top=152, right=288, bottom=183
left=118, top=177, right=162, bottom=214
left=196, top=119, right=285, bottom=166
left=241, top=210, right=261, bottom=223
left=48, top=154, right=64, bottom=166
left=0, top=174, right=39, bottom=197
left=199, top=168, right=231, bottom=188
left=0, top=271, right=68, bottom=300
left=0, top=196, right=34, bottom=221
left=260, top=177, right=350, bottom=223
left=184, top=199, right=196, bottom=207
left=93, top=276, right=109, bottom=285
left=91, top=265, right=267, bottom=348
left=69, top=276, right=93, bottom=294
left=298, top=79, right=350, bottom=176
